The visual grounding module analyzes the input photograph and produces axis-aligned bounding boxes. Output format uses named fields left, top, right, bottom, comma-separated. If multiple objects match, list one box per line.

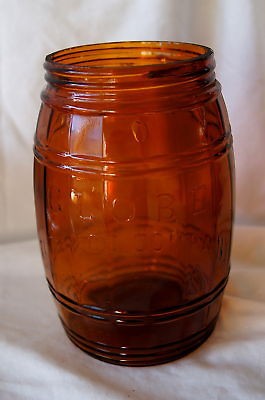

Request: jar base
left=49, top=275, right=226, bottom=367
left=61, top=316, right=218, bottom=367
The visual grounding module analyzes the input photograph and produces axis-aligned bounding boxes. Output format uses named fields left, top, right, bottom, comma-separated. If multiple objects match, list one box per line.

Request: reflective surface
left=34, top=42, right=234, bottom=366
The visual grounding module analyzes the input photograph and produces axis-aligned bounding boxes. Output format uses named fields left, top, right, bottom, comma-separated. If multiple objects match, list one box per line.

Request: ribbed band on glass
left=42, top=41, right=220, bottom=113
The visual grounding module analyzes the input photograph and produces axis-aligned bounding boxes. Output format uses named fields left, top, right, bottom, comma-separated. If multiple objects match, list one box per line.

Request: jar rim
left=44, top=41, right=213, bottom=72
left=42, top=41, right=218, bottom=113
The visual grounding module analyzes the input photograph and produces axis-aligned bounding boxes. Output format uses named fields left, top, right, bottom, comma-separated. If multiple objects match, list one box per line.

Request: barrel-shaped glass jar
left=34, top=42, right=234, bottom=366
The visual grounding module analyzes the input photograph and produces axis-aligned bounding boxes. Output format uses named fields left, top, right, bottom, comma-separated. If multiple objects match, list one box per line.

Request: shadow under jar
left=34, top=41, right=234, bottom=366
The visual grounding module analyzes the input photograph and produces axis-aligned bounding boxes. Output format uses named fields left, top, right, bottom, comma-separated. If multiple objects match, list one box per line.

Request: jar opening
left=43, top=41, right=218, bottom=113
left=45, top=41, right=213, bottom=70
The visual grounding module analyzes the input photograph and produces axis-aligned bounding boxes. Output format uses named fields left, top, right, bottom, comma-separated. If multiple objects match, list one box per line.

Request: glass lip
left=44, top=41, right=214, bottom=72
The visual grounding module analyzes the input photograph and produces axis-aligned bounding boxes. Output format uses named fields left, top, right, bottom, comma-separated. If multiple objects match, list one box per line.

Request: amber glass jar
left=34, top=41, right=234, bottom=366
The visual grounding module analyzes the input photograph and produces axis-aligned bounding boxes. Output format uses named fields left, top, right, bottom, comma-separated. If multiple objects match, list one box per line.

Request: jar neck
left=42, top=41, right=220, bottom=113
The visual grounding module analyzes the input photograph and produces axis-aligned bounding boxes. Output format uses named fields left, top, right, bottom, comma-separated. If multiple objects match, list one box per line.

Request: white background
left=1, top=2, right=265, bottom=400
left=0, top=0, right=265, bottom=242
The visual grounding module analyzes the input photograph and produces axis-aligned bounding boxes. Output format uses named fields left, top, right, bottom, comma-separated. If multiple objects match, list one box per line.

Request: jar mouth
left=45, top=41, right=213, bottom=71
left=43, top=41, right=218, bottom=113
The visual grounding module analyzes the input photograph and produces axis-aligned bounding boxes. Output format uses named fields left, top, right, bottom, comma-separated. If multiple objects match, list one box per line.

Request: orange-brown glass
left=34, top=42, right=234, bottom=366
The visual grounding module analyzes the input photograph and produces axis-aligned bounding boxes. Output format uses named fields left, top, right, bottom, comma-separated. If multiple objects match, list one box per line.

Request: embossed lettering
left=135, top=232, right=146, bottom=252
left=190, top=184, right=207, bottom=214
left=112, top=198, right=135, bottom=223
left=152, top=232, right=163, bottom=252
left=157, top=193, right=175, bottom=222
